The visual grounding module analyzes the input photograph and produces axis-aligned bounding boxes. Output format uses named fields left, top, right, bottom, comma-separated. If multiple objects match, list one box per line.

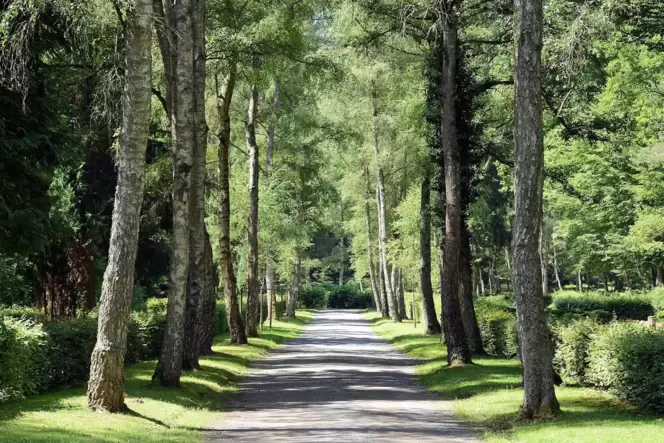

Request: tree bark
left=396, top=268, right=406, bottom=320
left=420, top=175, right=441, bottom=335
left=152, top=0, right=174, bottom=119
left=539, top=221, right=549, bottom=296
left=266, top=79, right=280, bottom=326
left=182, top=0, right=208, bottom=371
left=245, top=77, right=260, bottom=338
left=215, top=67, right=247, bottom=345
left=287, top=254, right=301, bottom=318
left=460, top=221, right=485, bottom=354
left=513, top=0, right=560, bottom=419
left=154, top=0, right=195, bottom=387
left=199, top=229, right=217, bottom=355
left=87, top=0, right=152, bottom=412
left=439, top=0, right=471, bottom=365
left=371, top=85, right=399, bottom=322
left=363, top=165, right=382, bottom=314
left=378, top=253, right=389, bottom=318
left=553, top=245, right=562, bottom=290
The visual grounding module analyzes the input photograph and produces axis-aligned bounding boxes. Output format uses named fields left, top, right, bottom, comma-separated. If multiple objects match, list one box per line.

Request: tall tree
left=513, top=0, right=560, bottom=418
left=363, top=164, right=383, bottom=315
left=245, top=69, right=260, bottom=338
left=372, top=85, right=399, bottom=322
left=215, top=66, right=247, bottom=345
left=154, top=0, right=196, bottom=387
left=182, top=0, right=208, bottom=371
left=266, top=79, right=281, bottom=327
left=87, top=0, right=153, bottom=412
left=419, top=174, right=441, bottom=334
left=438, top=0, right=471, bottom=365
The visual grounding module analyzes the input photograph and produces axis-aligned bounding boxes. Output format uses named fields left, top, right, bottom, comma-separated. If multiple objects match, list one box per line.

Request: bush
left=299, top=286, right=326, bottom=309
left=325, top=284, right=373, bottom=309
left=475, top=302, right=518, bottom=358
left=586, top=322, right=664, bottom=412
left=0, top=297, right=170, bottom=403
left=553, top=291, right=654, bottom=320
left=0, top=317, right=47, bottom=402
left=554, top=318, right=598, bottom=385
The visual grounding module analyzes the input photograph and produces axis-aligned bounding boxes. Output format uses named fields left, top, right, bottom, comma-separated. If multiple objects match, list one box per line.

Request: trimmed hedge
left=586, top=322, right=664, bottom=412
left=299, top=284, right=373, bottom=309
left=0, top=298, right=170, bottom=403
left=553, top=317, right=598, bottom=385
left=552, top=292, right=654, bottom=320
left=475, top=300, right=519, bottom=358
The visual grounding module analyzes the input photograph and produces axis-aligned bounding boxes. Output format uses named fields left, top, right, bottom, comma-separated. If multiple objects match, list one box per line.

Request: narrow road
left=207, top=310, right=475, bottom=442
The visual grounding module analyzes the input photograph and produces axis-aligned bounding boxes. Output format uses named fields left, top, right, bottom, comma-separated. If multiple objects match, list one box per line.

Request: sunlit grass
left=366, top=311, right=664, bottom=442
left=0, top=310, right=315, bottom=442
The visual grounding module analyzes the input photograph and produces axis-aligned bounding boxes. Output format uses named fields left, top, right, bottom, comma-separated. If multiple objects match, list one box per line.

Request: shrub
left=554, top=318, right=598, bottom=385
left=552, top=291, right=654, bottom=320
left=475, top=303, right=518, bottom=358
left=325, top=284, right=373, bottom=309
left=586, top=322, right=664, bottom=412
left=127, top=298, right=168, bottom=364
left=299, top=286, right=326, bottom=309
left=0, top=317, right=47, bottom=402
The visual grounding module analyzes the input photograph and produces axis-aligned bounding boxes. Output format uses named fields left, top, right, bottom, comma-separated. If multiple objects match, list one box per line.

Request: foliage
left=587, top=322, right=664, bottom=412
left=298, top=283, right=373, bottom=309
left=474, top=301, right=519, bottom=359
left=554, top=317, right=599, bottom=385
left=552, top=291, right=655, bottom=320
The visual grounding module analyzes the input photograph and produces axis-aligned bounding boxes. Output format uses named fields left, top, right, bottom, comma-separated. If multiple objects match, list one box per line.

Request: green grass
left=0, top=310, right=315, bottom=442
left=366, top=312, right=664, bottom=442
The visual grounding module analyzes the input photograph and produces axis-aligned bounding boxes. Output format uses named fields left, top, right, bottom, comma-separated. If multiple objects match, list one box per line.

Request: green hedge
left=552, top=292, right=654, bottom=321
left=553, top=317, right=598, bottom=385
left=586, top=322, right=664, bottom=412
left=0, top=298, right=169, bottom=403
left=475, top=300, right=519, bottom=358
left=299, top=284, right=373, bottom=309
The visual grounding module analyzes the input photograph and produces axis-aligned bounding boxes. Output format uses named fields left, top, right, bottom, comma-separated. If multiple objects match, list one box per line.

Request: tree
left=364, top=165, right=383, bottom=315
left=154, top=0, right=196, bottom=387
left=87, top=0, right=153, bottom=412
left=513, top=0, right=560, bottom=419
left=438, top=0, right=471, bottom=365
left=215, top=65, right=247, bottom=345
left=419, top=174, right=441, bottom=334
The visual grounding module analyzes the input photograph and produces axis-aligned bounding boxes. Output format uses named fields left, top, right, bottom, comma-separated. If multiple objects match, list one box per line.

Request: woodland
left=1, top=0, right=664, bottom=440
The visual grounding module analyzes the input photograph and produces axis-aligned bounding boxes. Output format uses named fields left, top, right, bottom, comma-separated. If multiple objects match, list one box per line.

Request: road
left=207, top=310, right=476, bottom=442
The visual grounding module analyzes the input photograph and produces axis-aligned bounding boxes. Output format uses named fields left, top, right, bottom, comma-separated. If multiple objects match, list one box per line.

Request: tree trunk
left=364, top=166, right=382, bottom=314
left=265, top=79, right=280, bottom=326
left=199, top=229, right=217, bottom=355
left=371, top=85, right=399, bottom=322
left=154, top=0, right=196, bottom=387
left=245, top=77, right=260, bottom=338
left=553, top=245, right=562, bottom=290
left=657, top=267, right=664, bottom=287
left=182, top=0, right=208, bottom=371
left=577, top=268, right=582, bottom=291
left=378, top=253, right=389, bottom=318
left=215, top=67, right=247, bottom=345
left=287, top=254, right=301, bottom=318
left=540, top=221, right=549, bottom=297
left=460, top=221, right=485, bottom=354
left=439, top=0, right=471, bottom=365
left=152, top=0, right=174, bottom=119
left=513, top=0, right=560, bottom=418
left=87, top=0, right=152, bottom=412
left=420, top=175, right=441, bottom=335
left=396, top=268, right=406, bottom=320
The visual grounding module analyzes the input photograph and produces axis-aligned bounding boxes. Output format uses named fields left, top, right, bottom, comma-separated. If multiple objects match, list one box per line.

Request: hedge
left=299, top=284, right=373, bottom=309
left=586, top=322, right=664, bottom=412
left=0, top=298, right=170, bottom=403
left=552, top=292, right=654, bottom=320
left=475, top=300, right=519, bottom=358
left=553, top=317, right=598, bottom=385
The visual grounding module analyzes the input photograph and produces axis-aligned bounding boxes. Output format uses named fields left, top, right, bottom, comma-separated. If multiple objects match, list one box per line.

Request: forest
left=1, top=0, right=664, bottom=441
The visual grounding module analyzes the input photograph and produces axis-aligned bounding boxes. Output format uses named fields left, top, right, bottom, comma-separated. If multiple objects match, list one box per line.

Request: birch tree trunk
left=215, top=67, right=247, bottom=345
left=266, top=80, right=280, bottom=326
left=396, top=268, right=406, bottom=320
left=363, top=165, right=382, bottom=314
left=420, top=175, right=441, bottom=334
left=371, top=85, right=399, bottom=322
left=245, top=78, right=260, bottom=338
left=182, top=0, right=208, bottom=371
left=378, top=253, right=389, bottom=318
left=539, top=221, right=549, bottom=296
left=87, top=0, right=152, bottom=412
left=439, top=0, right=471, bottom=365
left=513, top=0, right=560, bottom=418
left=154, top=0, right=196, bottom=387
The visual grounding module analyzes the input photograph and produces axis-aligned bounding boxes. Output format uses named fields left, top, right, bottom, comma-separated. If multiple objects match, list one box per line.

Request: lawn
left=366, top=312, right=664, bottom=442
left=0, top=311, right=315, bottom=442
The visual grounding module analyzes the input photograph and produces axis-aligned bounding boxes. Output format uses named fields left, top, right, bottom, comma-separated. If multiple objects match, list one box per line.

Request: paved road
left=207, top=310, right=476, bottom=442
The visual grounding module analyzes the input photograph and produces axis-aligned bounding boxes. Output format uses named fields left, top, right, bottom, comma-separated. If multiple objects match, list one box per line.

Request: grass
left=366, top=312, right=664, bottom=442
left=0, top=310, right=315, bottom=442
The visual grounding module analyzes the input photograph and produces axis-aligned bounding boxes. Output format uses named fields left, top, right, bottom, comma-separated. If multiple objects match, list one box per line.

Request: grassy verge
left=0, top=310, right=315, bottom=442
left=366, top=312, right=664, bottom=442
